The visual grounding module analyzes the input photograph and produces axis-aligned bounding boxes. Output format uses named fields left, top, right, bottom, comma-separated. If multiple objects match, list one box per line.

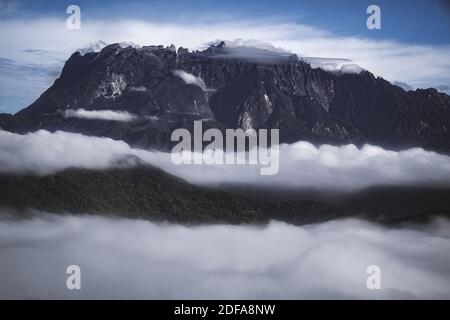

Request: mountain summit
left=2, top=41, right=450, bottom=152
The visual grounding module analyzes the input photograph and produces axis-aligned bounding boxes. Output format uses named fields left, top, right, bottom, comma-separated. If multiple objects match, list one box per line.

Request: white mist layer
left=0, top=213, right=449, bottom=299
left=1, top=130, right=450, bottom=190
left=64, top=109, right=137, bottom=121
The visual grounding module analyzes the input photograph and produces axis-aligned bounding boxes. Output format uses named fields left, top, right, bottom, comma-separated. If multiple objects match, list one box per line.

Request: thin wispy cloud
left=172, top=70, right=212, bottom=92
left=64, top=109, right=137, bottom=122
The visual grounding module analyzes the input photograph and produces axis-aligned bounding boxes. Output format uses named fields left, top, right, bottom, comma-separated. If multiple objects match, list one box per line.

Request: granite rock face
left=3, top=42, right=450, bottom=152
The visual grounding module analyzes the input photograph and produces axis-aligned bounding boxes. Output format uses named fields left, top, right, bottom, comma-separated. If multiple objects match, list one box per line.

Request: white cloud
left=339, top=64, right=364, bottom=74
left=0, top=212, right=449, bottom=299
left=220, top=39, right=292, bottom=54
left=172, top=70, right=212, bottom=92
left=0, top=130, right=136, bottom=174
left=159, top=143, right=450, bottom=190
left=1, top=130, right=450, bottom=191
left=76, top=40, right=141, bottom=55
left=76, top=40, right=109, bottom=55
left=64, top=109, right=137, bottom=122
left=0, top=17, right=448, bottom=87
left=310, top=62, right=365, bottom=74
left=128, top=86, right=147, bottom=92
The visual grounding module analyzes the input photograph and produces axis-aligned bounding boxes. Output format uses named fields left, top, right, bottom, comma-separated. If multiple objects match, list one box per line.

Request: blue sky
left=0, top=0, right=449, bottom=113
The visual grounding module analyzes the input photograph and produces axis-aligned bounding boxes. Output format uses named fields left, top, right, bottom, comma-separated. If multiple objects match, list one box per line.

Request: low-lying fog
left=0, top=211, right=449, bottom=299
left=2, top=130, right=450, bottom=191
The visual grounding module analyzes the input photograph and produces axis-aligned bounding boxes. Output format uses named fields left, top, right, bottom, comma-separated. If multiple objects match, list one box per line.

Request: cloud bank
left=1, top=130, right=450, bottom=191
left=0, top=212, right=449, bottom=299
left=0, top=130, right=136, bottom=174
left=64, top=109, right=137, bottom=122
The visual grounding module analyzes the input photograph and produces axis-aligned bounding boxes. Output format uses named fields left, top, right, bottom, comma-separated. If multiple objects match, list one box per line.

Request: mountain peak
left=3, top=40, right=450, bottom=154
left=76, top=40, right=141, bottom=55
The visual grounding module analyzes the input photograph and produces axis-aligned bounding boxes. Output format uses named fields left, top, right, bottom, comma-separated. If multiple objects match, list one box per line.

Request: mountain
left=2, top=165, right=448, bottom=224
left=0, top=165, right=355, bottom=225
left=0, top=113, right=13, bottom=126
left=76, top=40, right=141, bottom=55
left=2, top=41, right=450, bottom=152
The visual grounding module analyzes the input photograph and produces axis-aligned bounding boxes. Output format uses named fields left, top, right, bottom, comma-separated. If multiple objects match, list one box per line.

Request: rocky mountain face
left=2, top=41, right=450, bottom=152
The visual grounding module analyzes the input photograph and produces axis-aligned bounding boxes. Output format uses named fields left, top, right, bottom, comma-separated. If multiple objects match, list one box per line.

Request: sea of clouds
left=0, top=212, right=449, bottom=299
left=1, top=130, right=450, bottom=191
